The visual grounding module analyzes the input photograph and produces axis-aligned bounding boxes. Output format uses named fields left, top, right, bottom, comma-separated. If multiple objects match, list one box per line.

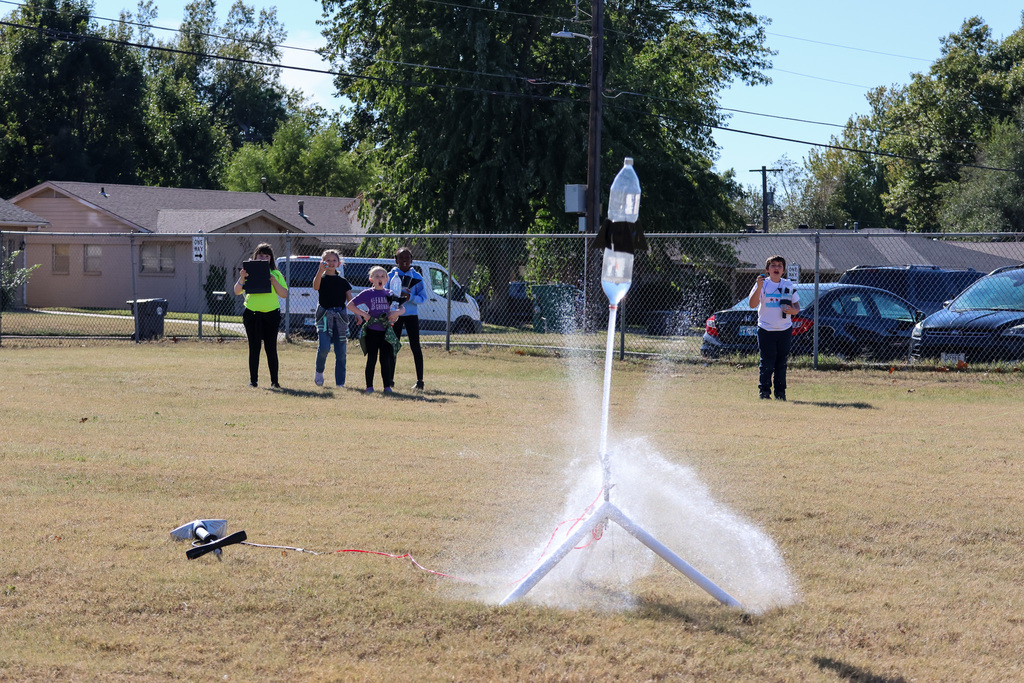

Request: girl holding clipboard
left=234, top=243, right=289, bottom=388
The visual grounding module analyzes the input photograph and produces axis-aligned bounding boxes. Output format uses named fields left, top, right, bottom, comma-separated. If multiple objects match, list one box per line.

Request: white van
left=276, top=255, right=482, bottom=337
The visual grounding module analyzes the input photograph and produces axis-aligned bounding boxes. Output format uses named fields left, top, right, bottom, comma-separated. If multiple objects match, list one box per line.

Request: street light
left=550, top=29, right=592, bottom=51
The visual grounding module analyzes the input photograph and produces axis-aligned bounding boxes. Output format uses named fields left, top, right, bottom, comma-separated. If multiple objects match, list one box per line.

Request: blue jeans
left=316, top=307, right=348, bottom=386
left=757, top=327, right=792, bottom=397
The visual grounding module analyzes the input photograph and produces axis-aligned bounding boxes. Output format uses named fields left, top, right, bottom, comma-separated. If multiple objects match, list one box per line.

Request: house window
left=84, top=245, right=102, bottom=274
left=140, top=243, right=175, bottom=273
left=52, top=244, right=70, bottom=274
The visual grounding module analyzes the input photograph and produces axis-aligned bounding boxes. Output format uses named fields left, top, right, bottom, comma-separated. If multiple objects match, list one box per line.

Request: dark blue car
left=911, top=265, right=1024, bottom=362
left=701, top=283, right=923, bottom=360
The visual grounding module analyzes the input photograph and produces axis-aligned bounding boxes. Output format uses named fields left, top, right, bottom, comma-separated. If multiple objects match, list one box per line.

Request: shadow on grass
left=269, top=386, right=334, bottom=399
left=813, top=656, right=908, bottom=683
left=790, top=400, right=875, bottom=409
left=376, top=388, right=480, bottom=403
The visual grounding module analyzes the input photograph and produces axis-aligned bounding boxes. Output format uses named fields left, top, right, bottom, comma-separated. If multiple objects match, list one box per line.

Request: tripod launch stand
left=500, top=249, right=741, bottom=608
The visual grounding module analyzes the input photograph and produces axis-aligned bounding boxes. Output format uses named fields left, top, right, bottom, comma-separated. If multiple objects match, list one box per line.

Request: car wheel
left=453, top=316, right=477, bottom=334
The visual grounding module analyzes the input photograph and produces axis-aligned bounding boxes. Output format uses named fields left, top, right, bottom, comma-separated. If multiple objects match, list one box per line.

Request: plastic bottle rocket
left=608, top=157, right=641, bottom=223
left=389, top=271, right=403, bottom=310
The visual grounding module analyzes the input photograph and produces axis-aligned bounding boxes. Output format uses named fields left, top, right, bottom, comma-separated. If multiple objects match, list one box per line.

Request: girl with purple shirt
left=347, top=266, right=405, bottom=393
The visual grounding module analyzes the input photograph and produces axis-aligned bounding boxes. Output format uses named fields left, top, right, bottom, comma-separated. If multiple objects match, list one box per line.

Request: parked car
left=911, top=265, right=1024, bottom=362
left=276, top=255, right=482, bottom=337
left=838, top=265, right=985, bottom=315
left=701, top=283, right=923, bottom=360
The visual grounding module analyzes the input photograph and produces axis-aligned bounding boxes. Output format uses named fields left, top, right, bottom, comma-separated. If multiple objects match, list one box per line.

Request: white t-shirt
left=750, top=277, right=800, bottom=331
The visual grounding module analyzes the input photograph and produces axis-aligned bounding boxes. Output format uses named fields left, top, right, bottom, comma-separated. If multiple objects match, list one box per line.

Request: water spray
left=501, top=159, right=741, bottom=608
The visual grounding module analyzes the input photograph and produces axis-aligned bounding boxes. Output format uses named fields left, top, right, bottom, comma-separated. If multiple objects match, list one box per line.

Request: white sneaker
left=314, top=372, right=324, bottom=386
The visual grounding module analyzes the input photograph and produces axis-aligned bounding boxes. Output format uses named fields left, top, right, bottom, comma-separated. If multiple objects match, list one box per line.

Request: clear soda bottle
left=607, top=157, right=641, bottom=223
left=389, top=271, right=403, bottom=310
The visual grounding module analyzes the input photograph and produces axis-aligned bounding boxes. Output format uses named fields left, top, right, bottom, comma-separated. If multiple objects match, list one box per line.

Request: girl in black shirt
left=312, top=249, right=354, bottom=387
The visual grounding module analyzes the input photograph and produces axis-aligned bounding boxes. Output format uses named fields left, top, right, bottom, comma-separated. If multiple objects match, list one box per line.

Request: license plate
left=941, top=352, right=966, bottom=364
left=304, top=317, right=315, bottom=326
left=739, top=326, right=758, bottom=337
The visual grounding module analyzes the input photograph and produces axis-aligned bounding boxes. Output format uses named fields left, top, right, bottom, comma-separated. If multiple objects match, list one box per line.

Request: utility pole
left=750, top=166, right=782, bottom=233
left=586, top=0, right=604, bottom=235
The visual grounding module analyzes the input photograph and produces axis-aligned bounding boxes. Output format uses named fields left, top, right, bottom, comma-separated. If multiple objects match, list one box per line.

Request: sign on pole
left=192, top=235, right=206, bottom=263
left=787, top=263, right=800, bottom=283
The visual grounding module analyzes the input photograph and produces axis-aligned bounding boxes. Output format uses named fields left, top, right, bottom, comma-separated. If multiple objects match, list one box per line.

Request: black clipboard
left=242, top=260, right=272, bottom=294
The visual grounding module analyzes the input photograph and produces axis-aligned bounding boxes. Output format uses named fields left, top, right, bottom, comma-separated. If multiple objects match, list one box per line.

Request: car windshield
left=951, top=270, right=1024, bottom=312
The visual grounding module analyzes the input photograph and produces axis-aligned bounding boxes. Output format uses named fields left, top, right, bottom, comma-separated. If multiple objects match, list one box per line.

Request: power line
left=0, top=15, right=1016, bottom=174
left=766, top=31, right=932, bottom=62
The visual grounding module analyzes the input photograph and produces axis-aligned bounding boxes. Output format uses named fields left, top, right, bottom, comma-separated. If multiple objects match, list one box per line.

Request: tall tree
left=320, top=0, right=771, bottom=236
left=0, top=0, right=147, bottom=196
left=149, top=0, right=291, bottom=148
left=938, top=118, right=1024, bottom=232
left=222, top=110, right=375, bottom=196
left=798, top=89, right=893, bottom=231
left=878, top=17, right=1008, bottom=232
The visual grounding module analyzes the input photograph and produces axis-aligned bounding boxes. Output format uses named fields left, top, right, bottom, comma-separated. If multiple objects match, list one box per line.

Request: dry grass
left=2, top=341, right=1024, bottom=681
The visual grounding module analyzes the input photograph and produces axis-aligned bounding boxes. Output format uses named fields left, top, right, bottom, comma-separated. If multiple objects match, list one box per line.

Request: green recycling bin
left=127, top=298, right=167, bottom=340
left=531, top=284, right=578, bottom=333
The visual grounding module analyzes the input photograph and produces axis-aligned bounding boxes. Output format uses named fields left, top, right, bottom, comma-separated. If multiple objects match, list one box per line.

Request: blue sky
left=85, top=0, right=1024, bottom=194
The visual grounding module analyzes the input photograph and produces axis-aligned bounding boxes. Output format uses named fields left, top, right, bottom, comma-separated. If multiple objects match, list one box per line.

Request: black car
left=839, top=265, right=985, bottom=315
left=911, top=265, right=1024, bottom=362
left=701, top=283, right=923, bottom=360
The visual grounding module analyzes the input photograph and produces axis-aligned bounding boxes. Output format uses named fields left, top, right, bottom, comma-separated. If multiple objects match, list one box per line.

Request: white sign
left=192, top=236, right=206, bottom=263
left=787, top=263, right=800, bottom=283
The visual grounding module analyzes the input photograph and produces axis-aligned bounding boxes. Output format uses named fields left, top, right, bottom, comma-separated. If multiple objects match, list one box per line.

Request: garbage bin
left=127, top=298, right=167, bottom=340
left=531, top=284, right=578, bottom=333
left=645, top=310, right=683, bottom=336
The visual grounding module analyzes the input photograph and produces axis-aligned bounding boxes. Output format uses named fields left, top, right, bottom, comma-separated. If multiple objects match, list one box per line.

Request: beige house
left=8, top=182, right=363, bottom=312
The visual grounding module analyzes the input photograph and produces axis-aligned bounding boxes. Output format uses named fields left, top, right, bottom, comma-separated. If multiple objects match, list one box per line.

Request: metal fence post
left=0, top=229, right=5, bottom=347
left=446, top=232, right=453, bottom=352
left=129, top=232, right=140, bottom=343
left=197, top=231, right=203, bottom=340
left=284, top=233, right=291, bottom=342
left=813, top=232, right=820, bottom=369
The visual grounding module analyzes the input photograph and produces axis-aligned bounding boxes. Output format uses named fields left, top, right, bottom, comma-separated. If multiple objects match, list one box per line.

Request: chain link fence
left=3, top=228, right=1024, bottom=365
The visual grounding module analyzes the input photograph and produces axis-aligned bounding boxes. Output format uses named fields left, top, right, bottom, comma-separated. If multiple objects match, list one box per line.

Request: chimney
left=260, top=176, right=267, bottom=193
left=298, top=200, right=305, bottom=216
left=99, top=187, right=107, bottom=197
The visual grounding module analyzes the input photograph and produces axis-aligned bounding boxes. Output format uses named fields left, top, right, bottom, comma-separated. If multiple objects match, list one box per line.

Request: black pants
left=243, top=308, right=281, bottom=386
left=757, top=327, right=792, bottom=397
left=363, top=328, right=396, bottom=389
left=392, top=315, right=423, bottom=382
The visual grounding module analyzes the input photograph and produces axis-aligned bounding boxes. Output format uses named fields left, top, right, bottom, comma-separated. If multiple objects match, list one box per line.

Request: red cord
left=255, top=487, right=609, bottom=587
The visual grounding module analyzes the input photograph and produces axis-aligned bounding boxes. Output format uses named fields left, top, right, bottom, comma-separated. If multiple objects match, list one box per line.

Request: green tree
left=320, top=0, right=769, bottom=236
left=938, top=118, right=1024, bottom=232
left=796, top=87, right=894, bottom=231
left=140, top=69, right=232, bottom=189
left=878, top=17, right=1008, bottom=232
left=148, top=0, right=291, bottom=148
left=222, top=111, right=375, bottom=196
left=321, top=0, right=770, bottom=310
left=0, top=0, right=148, bottom=196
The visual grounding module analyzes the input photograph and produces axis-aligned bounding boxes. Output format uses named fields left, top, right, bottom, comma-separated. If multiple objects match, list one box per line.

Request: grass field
left=2, top=341, right=1024, bottom=681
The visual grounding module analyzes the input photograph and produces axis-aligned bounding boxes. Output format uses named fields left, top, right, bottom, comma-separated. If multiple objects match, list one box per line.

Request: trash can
left=531, top=284, right=578, bottom=333
left=127, top=298, right=167, bottom=340
left=645, top=310, right=683, bottom=336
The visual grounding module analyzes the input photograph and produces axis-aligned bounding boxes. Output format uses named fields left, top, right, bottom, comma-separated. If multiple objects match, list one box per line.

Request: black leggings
left=392, top=315, right=423, bottom=382
left=363, top=328, right=396, bottom=389
left=243, top=308, right=281, bottom=386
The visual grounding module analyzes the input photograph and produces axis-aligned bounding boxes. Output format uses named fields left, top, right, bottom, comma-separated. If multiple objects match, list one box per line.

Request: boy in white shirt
left=748, top=255, right=800, bottom=400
